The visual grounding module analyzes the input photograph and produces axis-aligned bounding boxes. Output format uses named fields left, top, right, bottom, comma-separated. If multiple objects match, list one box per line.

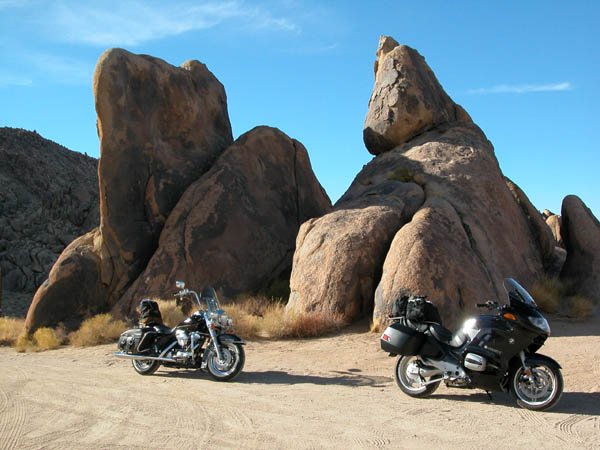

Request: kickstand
left=485, top=390, right=493, bottom=401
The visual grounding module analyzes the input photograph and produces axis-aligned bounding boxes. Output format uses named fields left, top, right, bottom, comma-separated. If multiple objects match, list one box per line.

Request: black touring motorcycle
left=380, top=278, right=563, bottom=410
left=115, top=281, right=245, bottom=381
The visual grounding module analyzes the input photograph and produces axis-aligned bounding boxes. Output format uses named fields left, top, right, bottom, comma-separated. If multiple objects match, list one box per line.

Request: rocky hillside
left=0, top=128, right=98, bottom=301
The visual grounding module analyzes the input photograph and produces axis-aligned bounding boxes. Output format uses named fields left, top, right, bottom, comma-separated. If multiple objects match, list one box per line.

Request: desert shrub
left=0, top=317, right=25, bottom=346
left=14, top=332, right=33, bottom=353
left=32, top=327, right=61, bottom=351
left=155, top=299, right=187, bottom=327
left=530, top=276, right=565, bottom=313
left=567, top=295, right=595, bottom=319
left=225, top=296, right=345, bottom=339
left=70, top=313, right=127, bottom=347
left=282, top=310, right=345, bottom=338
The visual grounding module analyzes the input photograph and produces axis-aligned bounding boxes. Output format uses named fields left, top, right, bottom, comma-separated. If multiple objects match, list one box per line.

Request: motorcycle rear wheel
left=510, top=360, right=563, bottom=411
left=206, top=342, right=245, bottom=382
left=395, top=356, right=441, bottom=397
left=132, top=359, right=160, bottom=376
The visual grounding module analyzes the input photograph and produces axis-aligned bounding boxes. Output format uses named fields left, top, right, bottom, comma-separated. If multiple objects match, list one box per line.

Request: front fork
left=207, top=324, right=224, bottom=362
left=502, top=351, right=529, bottom=391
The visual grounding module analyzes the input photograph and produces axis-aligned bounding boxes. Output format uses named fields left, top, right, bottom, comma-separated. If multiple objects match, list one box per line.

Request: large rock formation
left=287, top=36, right=556, bottom=329
left=94, top=48, right=233, bottom=305
left=116, top=126, right=331, bottom=315
left=0, top=128, right=98, bottom=296
left=26, top=49, right=233, bottom=331
left=288, top=183, right=423, bottom=321
left=560, top=195, right=600, bottom=303
left=24, top=230, right=107, bottom=330
left=26, top=50, right=331, bottom=331
left=363, top=36, right=470, bottom=155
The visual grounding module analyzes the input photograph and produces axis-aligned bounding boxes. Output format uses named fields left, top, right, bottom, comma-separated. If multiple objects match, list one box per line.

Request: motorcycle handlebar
left=477, top=300, right=499, bottom=309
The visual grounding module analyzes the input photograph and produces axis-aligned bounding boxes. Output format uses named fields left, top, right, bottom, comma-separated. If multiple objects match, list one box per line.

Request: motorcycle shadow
left=155, top=368, right=393, bottom=388
left=431, top=391, right=600, bottom=415
left=237, top=370, right=393, bottom=388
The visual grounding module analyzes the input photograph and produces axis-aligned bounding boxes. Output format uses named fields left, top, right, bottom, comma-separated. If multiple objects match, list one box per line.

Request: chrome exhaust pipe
left=114, top=352, right=176, bottom=363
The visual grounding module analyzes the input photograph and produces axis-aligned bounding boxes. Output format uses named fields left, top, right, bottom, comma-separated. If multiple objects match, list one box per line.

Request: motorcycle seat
left=153, top=324, right=173, bottom=335
left=429, top=323, right=467, bottom=348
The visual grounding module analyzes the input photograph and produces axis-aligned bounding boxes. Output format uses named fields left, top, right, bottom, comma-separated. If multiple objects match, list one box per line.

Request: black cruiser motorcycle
left=115, top=281, right=245, bottom=381
left=380, top=278, right=563, bottom=411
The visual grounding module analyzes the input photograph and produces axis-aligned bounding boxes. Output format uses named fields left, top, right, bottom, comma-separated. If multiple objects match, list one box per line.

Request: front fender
left=218, top=333, right=245, bottom=345
left=523, top=353, right=562, bottom=369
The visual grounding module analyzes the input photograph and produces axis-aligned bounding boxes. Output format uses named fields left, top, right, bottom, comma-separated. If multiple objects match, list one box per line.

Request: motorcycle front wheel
left=132, top=359, right=160, bottom=376
left=206, top=342, right=245, bottom=381
left=395, top=356, right=441, bottom=397
left=510, top=359, right=563, bottom=411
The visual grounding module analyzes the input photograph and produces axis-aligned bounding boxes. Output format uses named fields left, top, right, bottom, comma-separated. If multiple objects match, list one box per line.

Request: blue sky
left=1, top=0, right=598, bottom=218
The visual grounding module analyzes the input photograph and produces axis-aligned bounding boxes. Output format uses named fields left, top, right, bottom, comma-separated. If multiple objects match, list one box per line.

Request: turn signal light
left=502, top=312, right=517, bottom=321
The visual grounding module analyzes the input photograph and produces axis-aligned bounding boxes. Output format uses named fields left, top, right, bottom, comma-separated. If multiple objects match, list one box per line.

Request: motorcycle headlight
left=218, top=314, right=233, bottom=329
left=528, top=315, right=551, bottom=335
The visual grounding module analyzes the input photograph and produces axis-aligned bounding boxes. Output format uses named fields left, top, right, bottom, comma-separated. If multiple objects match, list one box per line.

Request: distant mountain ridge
left=0, top=127, right=99, bottom=298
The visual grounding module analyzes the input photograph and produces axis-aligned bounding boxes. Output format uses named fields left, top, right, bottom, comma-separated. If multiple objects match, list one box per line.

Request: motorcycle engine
left=464, top=353, right=487, bottom=372
left=176, top=329, right=189, bottom=347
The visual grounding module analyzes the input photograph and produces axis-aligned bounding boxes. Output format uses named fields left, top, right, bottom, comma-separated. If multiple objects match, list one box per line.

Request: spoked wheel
left=206, top=342, right=245, bottom=382
left=395, top=356, right=441, bottom=397
left=510, top=361, right=563, bottom=411
left=132, top=359, right=160, bottom=376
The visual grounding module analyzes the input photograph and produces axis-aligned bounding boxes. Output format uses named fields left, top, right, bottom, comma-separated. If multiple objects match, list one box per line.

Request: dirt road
left=1, top=318, right=599, bottom=449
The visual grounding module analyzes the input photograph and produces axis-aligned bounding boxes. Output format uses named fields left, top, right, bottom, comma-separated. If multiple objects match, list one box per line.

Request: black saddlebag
left=117, top=328, right=157, bottom=354
left=380, top=322, right=425, bottom=356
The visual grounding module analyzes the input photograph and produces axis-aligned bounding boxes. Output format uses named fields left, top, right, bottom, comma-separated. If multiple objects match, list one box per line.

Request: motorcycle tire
left=395, top=356, right=441, bottom=397
left=206, top=342, right=245, bottom=382
left=132, top=359, right=160, bottom=376
left=510, top=356, right=563, bottom=411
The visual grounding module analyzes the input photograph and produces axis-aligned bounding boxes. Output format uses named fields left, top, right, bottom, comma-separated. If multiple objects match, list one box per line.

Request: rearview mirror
left=175, top=280, right=185, bottom=289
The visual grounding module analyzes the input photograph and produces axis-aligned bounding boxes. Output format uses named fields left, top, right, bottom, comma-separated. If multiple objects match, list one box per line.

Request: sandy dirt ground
left=0, top=317, right=599, bottom=449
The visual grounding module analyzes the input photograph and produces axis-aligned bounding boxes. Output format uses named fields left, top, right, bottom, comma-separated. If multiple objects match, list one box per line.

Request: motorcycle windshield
left=201, top=287, right=221, bottom=313
left=503, top=278, right=537, bottom=307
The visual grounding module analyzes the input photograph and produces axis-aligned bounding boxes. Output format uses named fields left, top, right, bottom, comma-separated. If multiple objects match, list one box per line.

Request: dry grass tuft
left=225, top=295, right=345, bottom=339
left=155, top=299, right=187, bottom=327
left=14, top=333, right=33, bottom=352
left=32, top=327, right=62, bottom=351
left=567, top=295, right=595, bottom=319
left=530, top=275, right=565, bottom=313
left=69, top=313, right=128, bottom=347
left=0, top=317, right=25, bottom=346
